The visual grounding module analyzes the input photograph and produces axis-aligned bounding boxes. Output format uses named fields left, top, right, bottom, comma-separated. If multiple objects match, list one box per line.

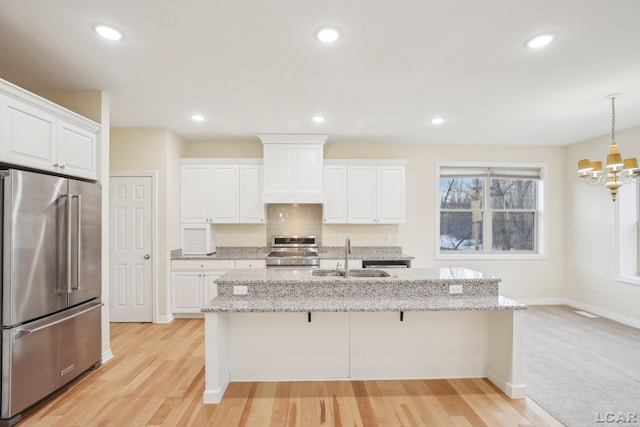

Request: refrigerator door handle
left=72, top=194, right=82, bottom=291
left=15, top=302, right=104, bottom=337
left=66, top=193, right=73, bottom=294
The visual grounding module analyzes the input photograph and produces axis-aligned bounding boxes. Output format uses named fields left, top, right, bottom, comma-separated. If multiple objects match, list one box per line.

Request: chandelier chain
left=611, top=97, right=616, bottom=141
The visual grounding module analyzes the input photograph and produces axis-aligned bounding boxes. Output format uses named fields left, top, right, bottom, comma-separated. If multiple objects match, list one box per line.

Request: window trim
left=436, top=161, right=547, bottom=260
left=614, top=181, right=640, bottom=286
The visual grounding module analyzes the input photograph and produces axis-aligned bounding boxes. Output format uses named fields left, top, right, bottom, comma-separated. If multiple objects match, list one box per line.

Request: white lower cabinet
left=172, top=259, right=266, bottom=315
left=235, top=259, right=266, bottom=269
left=171, top=260, right=235, bottom=314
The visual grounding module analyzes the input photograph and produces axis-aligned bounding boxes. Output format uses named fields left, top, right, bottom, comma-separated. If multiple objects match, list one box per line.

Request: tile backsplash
left=267, top=204, right=322, bottom=245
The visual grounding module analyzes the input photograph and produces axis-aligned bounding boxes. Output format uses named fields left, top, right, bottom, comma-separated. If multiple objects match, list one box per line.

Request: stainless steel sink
left=312, top=269, right=345, bottom=277
left=348, top=269, right=390, bottom=277
left=312, top=269, right=390, bottom=278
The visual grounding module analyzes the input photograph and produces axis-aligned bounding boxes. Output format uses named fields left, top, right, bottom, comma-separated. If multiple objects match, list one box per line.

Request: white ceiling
left=0, top=0, right=639, bottom=146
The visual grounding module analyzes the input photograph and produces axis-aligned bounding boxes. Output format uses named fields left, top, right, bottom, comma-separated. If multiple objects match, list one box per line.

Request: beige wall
left=564, top=124, right=640, bottom=324
left=187, top=140, right=262, bottom=158
left=110, top=128, right=187, bottom=321
left=35, top=90, right=103, bottom=124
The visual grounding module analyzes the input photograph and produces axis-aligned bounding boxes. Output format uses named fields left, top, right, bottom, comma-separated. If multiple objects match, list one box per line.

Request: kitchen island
left=202, top=267, right=527, bottom=404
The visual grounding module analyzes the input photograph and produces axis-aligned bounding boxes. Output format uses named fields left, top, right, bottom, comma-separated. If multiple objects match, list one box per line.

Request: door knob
left=144, top=254, right=151, bottom=260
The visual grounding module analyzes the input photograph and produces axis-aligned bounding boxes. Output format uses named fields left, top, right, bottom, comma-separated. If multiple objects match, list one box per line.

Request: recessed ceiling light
left=526, top=33, right=556, bottom=49
left=191, top=114, right=206, bottom=122
left=315, top=27, right=341, bottom=43
left=312, top=115, right=325, bottom=123
left=93, top=24, right=124, bottom=41
left=431, top=117, right=445, bottom=125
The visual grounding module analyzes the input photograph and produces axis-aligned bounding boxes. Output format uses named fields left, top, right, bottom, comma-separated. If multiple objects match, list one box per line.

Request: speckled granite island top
left=202, top=267, right=526, bottom=313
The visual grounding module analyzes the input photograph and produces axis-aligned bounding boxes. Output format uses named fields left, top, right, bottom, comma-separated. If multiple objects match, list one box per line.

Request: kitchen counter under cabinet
left=202, top=267, right=526, bottom=405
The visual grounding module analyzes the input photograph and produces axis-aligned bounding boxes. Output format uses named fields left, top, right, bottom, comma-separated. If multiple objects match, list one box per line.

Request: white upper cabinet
left=348, top=165, right=378, bottom=223
left=259, top=134, right=327, bottom=204
left=56, top=121, right=97, bottom=180
left=0, top=79, right=99, bottom=180
left=0, top=95, right=57, bottom=172
left=323, top=164, right=348, bottom=223
left=376, top=165, right=405, bottom=223
left=239, top=164, right=264, bottom=223
left=181, top=164, right=212, bottom=223
left=211, top=165, right=240, bottom=223
left=180, top=159, right=264, bottom=224
left=325, top=160, right=406, bottom=224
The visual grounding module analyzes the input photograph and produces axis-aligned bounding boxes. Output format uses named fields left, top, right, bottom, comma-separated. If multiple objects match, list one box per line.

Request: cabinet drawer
left=235, top=259, right=266, bottom=269
left=3, top=301, right=101, bottom=418
left=172, top=260, right=235, bottom=270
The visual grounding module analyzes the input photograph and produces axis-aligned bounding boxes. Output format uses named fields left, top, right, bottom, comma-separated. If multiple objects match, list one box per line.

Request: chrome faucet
left=344, top=237, right=351, bottom=277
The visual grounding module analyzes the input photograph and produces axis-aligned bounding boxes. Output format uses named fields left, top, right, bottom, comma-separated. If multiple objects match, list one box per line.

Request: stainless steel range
left=266, top=236, right=320, bottom=268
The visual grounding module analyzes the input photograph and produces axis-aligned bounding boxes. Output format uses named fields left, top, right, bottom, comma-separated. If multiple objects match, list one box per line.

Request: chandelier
left=577, top=94, right=640, bottom=201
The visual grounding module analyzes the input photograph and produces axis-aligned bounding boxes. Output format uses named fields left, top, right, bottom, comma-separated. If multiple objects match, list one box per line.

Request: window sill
left=615, top=275, right=640, bottom=286
left=436, top=253, right=546, bottom=261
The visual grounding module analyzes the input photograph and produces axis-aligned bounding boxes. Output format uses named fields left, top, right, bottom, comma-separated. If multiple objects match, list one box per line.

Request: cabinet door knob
left=144, top=254, right=151, bottom=260
left=53, top=163, right=59, bottom=168
left=59, top=164, right=65, bottom=169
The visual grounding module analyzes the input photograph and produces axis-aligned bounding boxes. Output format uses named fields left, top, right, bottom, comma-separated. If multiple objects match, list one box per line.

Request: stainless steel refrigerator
left=0, top=169, right=102, bottom=426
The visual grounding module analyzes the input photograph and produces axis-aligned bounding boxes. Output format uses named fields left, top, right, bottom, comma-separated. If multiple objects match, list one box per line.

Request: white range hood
left=259, top=134, right=328, bottom=204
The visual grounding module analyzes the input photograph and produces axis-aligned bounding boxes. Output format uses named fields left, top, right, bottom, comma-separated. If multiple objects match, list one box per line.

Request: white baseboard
left=562, top=298, right=640, bottom=330
left=155, top=313, right=175, bottom=324
left=173, top=313, right=204, bottom=319
left=516, top=297, right=640, bottom=330
left=514, top=297, right=566, bottom=306
left=101, top=348, right=114, bottom=365
left=203, top=373, right=230, bottom=404
left=486, top=367, right=526, bottom=399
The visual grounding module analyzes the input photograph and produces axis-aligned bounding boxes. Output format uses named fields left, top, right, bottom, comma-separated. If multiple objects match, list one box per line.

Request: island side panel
left=349, top=311, right=489, bottom=379
left=486, top=310, right=525, bottom=399
left=203, top=312, right=230, bottom=404
left=226, top=312, right=350, bottom=380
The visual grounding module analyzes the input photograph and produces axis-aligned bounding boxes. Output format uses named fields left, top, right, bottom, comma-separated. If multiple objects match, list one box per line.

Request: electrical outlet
left=233, top=285, right=248, bottom=295
left=449, top=284, right=463, bottom=294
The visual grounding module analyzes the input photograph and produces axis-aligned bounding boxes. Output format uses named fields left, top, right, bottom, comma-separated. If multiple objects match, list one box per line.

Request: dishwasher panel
left=362, top=259, right=411, bottom=268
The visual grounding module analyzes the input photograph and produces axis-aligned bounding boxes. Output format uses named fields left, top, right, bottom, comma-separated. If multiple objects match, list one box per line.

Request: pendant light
left=577, top=94, right=639, bottom=201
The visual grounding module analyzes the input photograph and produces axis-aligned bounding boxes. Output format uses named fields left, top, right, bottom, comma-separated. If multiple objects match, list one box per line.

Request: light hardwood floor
left=18, top=319, right=561, bottom=426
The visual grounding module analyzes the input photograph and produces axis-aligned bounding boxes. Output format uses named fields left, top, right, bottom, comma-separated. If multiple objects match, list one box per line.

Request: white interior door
left=109, top=175, right=154, bottom=322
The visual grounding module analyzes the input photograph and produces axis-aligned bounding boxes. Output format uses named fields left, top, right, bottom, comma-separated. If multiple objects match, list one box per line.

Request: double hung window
left=438, top=165, right=543, bottom=257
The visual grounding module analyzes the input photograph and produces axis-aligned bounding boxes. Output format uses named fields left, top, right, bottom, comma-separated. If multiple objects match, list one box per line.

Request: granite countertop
left=319, top=246, right=414, bottom=260
left=203, top=295, right=525, bottom=313
left=171, top=246, right=414, bottom=261
left=171, top=247, right=269, bottom=260
left=214, top=266, right=498, bottom=286
left=202, top=267, right=527, bottom=313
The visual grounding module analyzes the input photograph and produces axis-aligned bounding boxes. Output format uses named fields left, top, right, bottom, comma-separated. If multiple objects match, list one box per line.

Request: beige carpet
left=524, top=305, right=640, bottom=427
